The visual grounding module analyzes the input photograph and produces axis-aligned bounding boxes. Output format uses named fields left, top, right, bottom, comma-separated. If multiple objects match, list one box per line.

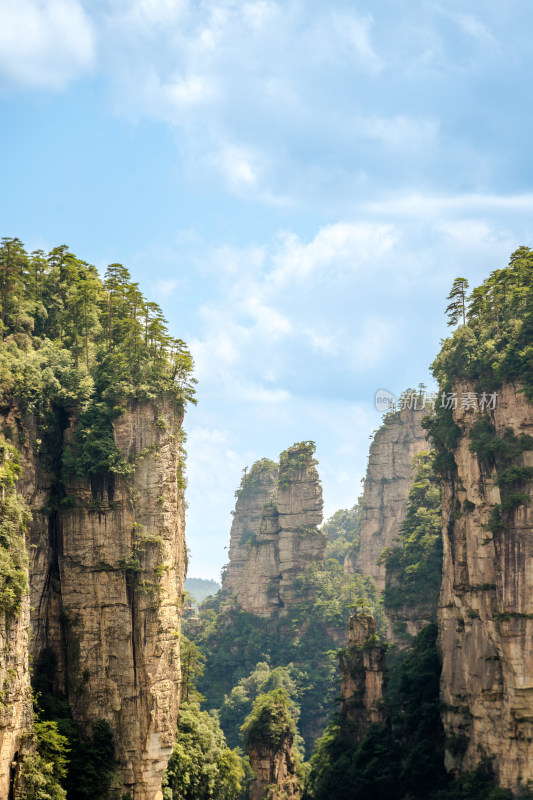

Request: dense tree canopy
left=304, top=624, right=522, bottom=800
left=322, top=503, right=362, bottom=565
left=0, top=237, right=196, bottom=416
left=426, top=247, right=533, bottom=476
left=162, top=701, right=245, bottom=800
left=192, top=558, right=384, bottom=756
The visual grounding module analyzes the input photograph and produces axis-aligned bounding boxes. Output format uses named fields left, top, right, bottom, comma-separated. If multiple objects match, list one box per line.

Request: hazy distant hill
left=184, top=577, right=221, bottom=606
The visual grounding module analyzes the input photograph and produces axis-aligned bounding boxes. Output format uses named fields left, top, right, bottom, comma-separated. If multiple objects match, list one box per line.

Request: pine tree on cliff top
left=445, top=277, right=469, bottom=326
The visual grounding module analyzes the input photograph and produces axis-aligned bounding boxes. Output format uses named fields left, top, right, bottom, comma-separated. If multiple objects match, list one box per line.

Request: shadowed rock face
left=0, top=596, right=33, bottom=798
left=247, top=733, right=301, bottom=800
left=439, top=382, right=533, bottom=791
left=1, top=400, right=186, bottom=800
left=223, top=445, right=325, bottom=617
left=350, top=406, right=428, bottom=589
left=339, top=613, right=386, bottom=743
left=0, top=408, right=40, bottom=798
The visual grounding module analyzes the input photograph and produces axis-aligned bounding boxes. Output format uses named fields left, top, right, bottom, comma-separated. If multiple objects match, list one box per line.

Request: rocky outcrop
left=383, top=448, right=442, bottom=647
left=439, top=382, right=533, bottom=792
left=351, top=406, right=428, bottom=589
left=339, top=613, right=385, bottom=742
left=0, top=598, right=33, bottom=798
left=385, top=599, right=435, bottom=646
left=223, top=445, right=325, bottom=616
left=247, top=727, right=301, bottom=800
left=224, top=460, right=279, bottom=597
left=0, top=410, right=40, bottom=798
left=2, top=400, right=186, bottom=800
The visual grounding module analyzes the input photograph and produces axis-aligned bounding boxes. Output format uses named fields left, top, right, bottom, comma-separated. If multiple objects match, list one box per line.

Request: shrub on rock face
left=162, top=700, right=244, bottom=800
left=0, top=434, right=29, bottom=617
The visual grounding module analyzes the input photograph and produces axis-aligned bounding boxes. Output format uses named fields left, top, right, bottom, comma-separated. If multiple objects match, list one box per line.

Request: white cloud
left=151, top=277, right=181, bottom=299
left=175, top=205, right=533, bottom=576
left=0, top=0, right=95, bottom=89
left=88, top=0, right=395, bottom=201
left=436, top=8, right=498, bottom=48
left=127, top=0, right=188, bottom=29
left=211, top=144, right=259, bottom=191
left=331, top=11, right=383, bottom=71
left=190, top=323, right=243, bottom=380
left=365, top=192, right=533, bottom=218
left=350, top=316, right=397, bottom=369
left=270, top=223, right=398, bottom=285
left=455, top=13, right=496, bottom=46
left=241, top=295, right=291, bottom=336
left=241, top=1, right=279, bottom=33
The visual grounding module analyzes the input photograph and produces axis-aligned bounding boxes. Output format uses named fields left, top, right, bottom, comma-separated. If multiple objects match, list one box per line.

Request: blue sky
left=2, top=0, right=533, bottom=579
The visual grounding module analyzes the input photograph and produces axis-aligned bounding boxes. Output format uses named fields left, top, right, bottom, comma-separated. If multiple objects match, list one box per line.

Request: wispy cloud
left=434, top=6, right=498, bottom=48
left=3, top=0, right=533, bottom=580
left=0, top=0, right=95, bottom=89
left=364, top=192, right=533, bottom=218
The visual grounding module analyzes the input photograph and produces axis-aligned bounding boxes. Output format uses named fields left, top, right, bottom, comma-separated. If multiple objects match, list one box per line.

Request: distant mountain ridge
left=185, top=577, right=221, bottom=605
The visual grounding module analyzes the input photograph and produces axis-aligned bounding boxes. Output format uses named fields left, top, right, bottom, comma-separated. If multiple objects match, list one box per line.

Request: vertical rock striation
left=224, top=460, right=279, bottom=598
left=338, top=613, right=386, bottom=742
left=351, top=406, right=428, bottom=589
left=2, top=399, right=186, bottom=800
left=439, top=382, right=533, bottom=791
left=0, top=409, right=40, bottom=798
left=222, top=444, right=325, bottom=616
left=247, top=734, right=302, bottom=800
left=0, top=597, right=33, bottom=798
left=384, top=571, right=437, bottom=646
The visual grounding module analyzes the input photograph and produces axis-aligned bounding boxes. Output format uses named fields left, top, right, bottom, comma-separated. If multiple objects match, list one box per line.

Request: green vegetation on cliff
left=0, top=238, right=196, bottom=410
left=0, top=237, right=195, bottom=485
left=0, top=433, right=30, bottom=615
left=162, top=701, right=245, bottom=800
left=381, top=451, right=442, bottom=617
left=426, top=247, right=533, bottom=476
left=19, top=713, right=69, bottom=800
left=190, top=559, right=384, bottom=756
left=0, top=237, right=196, bottom=799
left=162, top=630, right=246, bottom=800
left=433, top=247, right=533, bottom=394
left=304, top=624, right=521, bottom=800
left=243, top=687, right=304, bottom=800
left=322, top=503, right=362, bottom=565
left=31, top=647, right=117, bottom=800
left=279, top=441, right=317, bottom=487
left=218, top=662, right=304, bottom=755
left=242, top=687, right=299, bottom=751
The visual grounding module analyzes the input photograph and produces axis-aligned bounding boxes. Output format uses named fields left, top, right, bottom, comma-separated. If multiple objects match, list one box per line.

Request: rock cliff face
left=224, top=460, right=279, bottom=599
left=439, top=382, right=533, bottom=791
left=351, top=406, right=428, bottom=589
left=0, top=597, right=33, bottom=798
left=338, top=613, right=385, bottom=742
left=0, top=409, right=41, bottom=798
left=223, top=445, right=325, bottom=616
left=384, top=582, right=436, bottom=646
left=2, top=400, right=186, bottom=800
left=247, top=732, right=301, bottom=800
